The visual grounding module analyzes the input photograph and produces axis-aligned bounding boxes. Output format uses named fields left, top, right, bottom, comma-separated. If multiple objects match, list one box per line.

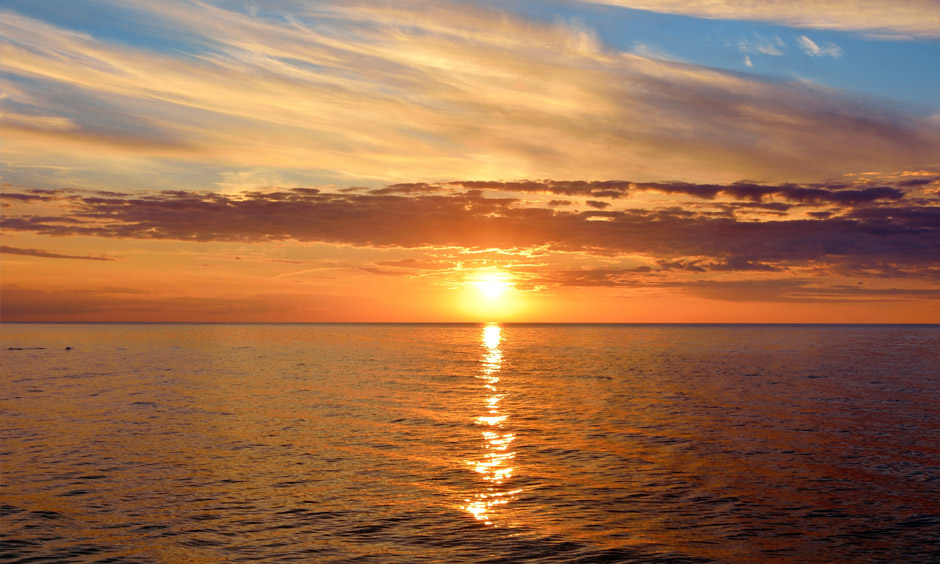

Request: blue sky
left=485, top=1, right=938, bottom=113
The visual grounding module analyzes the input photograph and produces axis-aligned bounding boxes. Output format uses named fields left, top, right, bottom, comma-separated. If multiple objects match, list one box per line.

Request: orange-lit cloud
left=584, top=0, right=940, bottom=39
left=3, top=176, right=938, bottom=302
left=2, top=2, right=939, bottom=190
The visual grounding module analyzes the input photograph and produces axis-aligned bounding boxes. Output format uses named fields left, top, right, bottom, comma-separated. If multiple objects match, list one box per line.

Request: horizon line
left=2, top=321, right=938, bottom=326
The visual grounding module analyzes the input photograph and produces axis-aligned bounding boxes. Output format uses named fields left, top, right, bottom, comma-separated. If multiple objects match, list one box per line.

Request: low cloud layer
left=3, top=177, right=938, bottom=282
left=439, top=179, right=909, bottom=206
left=534, top=272, right=940, bottom=302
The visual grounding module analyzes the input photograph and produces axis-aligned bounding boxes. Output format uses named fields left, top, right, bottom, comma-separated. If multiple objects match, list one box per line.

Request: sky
left=1, top=0, right=939, bottom=322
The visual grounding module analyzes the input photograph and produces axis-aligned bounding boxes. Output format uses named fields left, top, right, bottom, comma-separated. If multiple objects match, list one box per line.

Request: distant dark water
left=2, top=323, right=938, bottom=563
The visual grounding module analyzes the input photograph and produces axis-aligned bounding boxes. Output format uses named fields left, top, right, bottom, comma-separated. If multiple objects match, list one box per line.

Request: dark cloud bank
left=3, top=178, right=939, bottom=300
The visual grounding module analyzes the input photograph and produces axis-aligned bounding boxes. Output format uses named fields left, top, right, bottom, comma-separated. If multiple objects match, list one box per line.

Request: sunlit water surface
left=2, top=323, right=938, bottom=563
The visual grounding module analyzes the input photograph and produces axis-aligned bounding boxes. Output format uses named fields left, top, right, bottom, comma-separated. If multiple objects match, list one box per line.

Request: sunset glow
left=1, top=1, right=938, bottom=322
left=473, top=273, right=513, bottom=300
left=4, top=3, right=939, bottom=558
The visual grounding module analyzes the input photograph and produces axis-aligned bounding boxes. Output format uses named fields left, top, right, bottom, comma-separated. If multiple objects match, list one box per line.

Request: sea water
left=2, top=323, right=938, bottom=563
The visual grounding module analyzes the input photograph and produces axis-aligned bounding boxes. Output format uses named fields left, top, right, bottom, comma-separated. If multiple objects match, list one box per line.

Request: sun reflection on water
left=463, top=323, right=520, bottom=525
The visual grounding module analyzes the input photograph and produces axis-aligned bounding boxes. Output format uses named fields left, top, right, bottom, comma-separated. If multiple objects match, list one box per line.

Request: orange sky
left=1, top=1, right=939, bottom=322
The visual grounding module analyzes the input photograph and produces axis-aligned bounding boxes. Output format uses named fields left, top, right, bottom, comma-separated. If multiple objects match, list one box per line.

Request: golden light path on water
left=463, top=324, right=521, bottom=525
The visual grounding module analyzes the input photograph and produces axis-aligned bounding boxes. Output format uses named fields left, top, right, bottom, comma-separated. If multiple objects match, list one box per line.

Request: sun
left=473, top=272, right=513, bottom=299
left=456, top=270, right=527, bottom=320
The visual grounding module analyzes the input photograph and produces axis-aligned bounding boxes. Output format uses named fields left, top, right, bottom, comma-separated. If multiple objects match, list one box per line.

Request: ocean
left=2, top=323, right=938, bottom=563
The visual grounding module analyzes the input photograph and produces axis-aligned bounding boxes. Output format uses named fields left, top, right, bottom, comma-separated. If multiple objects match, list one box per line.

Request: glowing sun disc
left=474, top=273, right=512, bottom=298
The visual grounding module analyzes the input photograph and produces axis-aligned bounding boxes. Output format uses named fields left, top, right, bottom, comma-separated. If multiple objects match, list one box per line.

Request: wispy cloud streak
left=0, top=245, right=118, bottom=261
left=1, top=1, right=938, bottom=186
left=584, top=1, right=940, bottom=39
left=797, top=35, right=843, bottom=57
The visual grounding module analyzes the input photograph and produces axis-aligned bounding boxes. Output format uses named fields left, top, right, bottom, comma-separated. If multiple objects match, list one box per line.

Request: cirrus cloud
left=583, top=0, right=940, bottom=39
left=1, top=1, right=938, bottom=188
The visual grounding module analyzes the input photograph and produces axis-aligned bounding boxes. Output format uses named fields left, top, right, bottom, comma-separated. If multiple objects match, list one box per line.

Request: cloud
left=683, top=279, right=940, bottom=302
left=738, top=36, right=785, bottom=56
left=374, top=258, right=457, bottom=270
left=2, top=183, right=937, bottom=281
left=797, top=35, right=843, bottom=57
left=0, top=285, right=396, bottom=322
left=0, top=111, right=77, bottom=131
left=448, top=179, right=906, bottom=205
left=0, top=245, right=118, bottom=261
left=372, top=183, right=449, bottom=195
left=1, top=2, right=938, bottom=187
left=531, top=270, right=940, bottom=302
left=584, top=1, right=940, bottom=39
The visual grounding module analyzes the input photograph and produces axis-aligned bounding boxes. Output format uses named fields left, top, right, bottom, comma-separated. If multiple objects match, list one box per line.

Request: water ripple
left=2, top=323, right=939, bottom=563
